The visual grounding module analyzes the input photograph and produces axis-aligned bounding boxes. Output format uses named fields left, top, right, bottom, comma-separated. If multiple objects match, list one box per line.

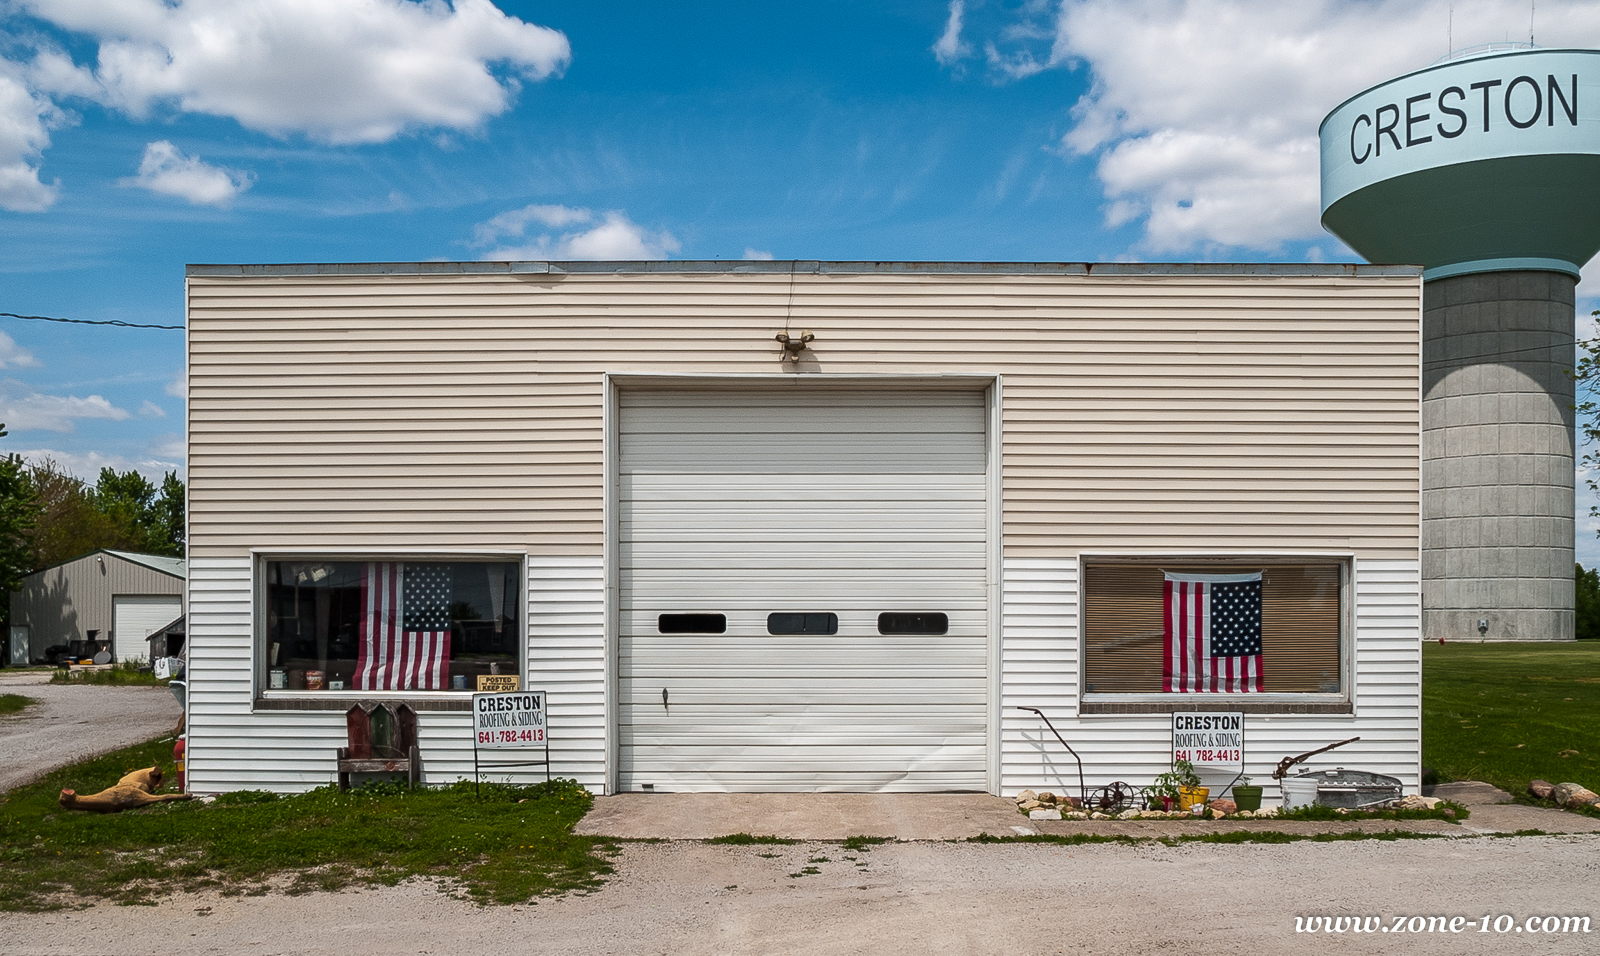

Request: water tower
left=1321, top=47, right=1600, bottom=641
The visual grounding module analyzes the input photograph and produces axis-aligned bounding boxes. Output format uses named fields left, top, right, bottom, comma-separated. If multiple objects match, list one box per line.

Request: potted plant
left=1231, top=775, right=1263, bottom=812
left=1170, top=759, right=1209, bottom=810
left=1150, top=759, right=1206, bottom=811
left=1148, top=774, right=1181, bottom=811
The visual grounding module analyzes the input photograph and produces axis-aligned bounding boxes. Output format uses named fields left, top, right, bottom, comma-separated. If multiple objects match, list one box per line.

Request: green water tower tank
left=1321, top=46, right=1600, bottom=642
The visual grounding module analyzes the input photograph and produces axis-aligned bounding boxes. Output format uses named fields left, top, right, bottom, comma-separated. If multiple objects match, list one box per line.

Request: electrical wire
left=1, top=311, right=184, bottom=330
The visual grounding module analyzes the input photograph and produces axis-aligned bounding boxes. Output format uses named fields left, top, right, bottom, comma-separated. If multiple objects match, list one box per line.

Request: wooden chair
left=335, top=702, right=421, bottom=790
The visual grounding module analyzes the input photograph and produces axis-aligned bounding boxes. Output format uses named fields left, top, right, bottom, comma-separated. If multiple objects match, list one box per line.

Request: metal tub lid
left=1291, top=767, right=1403, bottom=791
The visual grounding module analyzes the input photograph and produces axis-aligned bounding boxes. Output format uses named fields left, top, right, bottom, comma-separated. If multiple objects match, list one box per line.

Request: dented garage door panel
left=618, top=387, right=990, bottom=792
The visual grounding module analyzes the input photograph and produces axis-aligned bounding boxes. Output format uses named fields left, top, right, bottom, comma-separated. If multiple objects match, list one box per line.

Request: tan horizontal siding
left=187, top=270, right=1420, bottom=559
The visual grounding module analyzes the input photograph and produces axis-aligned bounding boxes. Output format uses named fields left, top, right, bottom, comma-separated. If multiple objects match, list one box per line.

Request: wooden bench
left=335, top=702, right=421, bottom=790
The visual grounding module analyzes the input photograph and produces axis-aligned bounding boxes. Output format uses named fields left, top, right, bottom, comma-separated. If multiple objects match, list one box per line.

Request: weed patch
left=50, top=662, right=171, bottom=688
left=840, top=835, right=891, bottom=851
left=0, top=693, right=34, bottom=715
left=0, top=737, right=613, bottom=910
left=705, top=833, right=797, bottom=845
left=1274, top=801, right=1469, bottom=823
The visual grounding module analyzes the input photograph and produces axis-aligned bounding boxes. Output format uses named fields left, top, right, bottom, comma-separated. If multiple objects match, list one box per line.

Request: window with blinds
left=1082, top=559, right=1344, bottom=695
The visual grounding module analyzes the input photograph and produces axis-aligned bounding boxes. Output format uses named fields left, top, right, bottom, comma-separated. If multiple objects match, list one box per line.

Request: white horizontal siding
left=187, top=269, right=1421, bottom=560
left=186, top=556, right=609, bottom=795
left=999, top=558, right=1421, bottom=801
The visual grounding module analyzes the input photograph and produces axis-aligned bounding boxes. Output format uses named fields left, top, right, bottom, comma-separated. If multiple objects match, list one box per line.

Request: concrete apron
left=574, top=782, right=1600, bottom=841
left=574, top=793, right=1028, bottom=841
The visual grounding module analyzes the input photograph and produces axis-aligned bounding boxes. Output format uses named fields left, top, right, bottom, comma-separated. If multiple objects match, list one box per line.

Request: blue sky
left=4, top=0, right=1600, bottom=556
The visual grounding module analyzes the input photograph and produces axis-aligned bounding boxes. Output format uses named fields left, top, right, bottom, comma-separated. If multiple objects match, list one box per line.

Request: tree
left=21, top=461, right=185, bottom=570
left=0, top=426, right=39, bottom=595
left=1577, top=564, right=1600, bottom=641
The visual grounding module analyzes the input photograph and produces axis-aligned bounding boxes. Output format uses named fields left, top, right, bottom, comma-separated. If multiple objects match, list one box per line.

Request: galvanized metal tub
left=1284, top=768, right=1403, bottom=809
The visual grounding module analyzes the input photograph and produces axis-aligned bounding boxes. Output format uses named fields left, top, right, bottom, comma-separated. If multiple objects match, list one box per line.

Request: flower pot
left=1232, top=785, right=1263, bottom=812
left=1178, top=785, right=1210, bottom=810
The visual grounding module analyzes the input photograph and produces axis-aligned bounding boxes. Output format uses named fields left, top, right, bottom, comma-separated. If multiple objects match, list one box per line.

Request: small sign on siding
left=477, top=674, right=520, bottom=692
left=474, top=691, right=546, bottom=749
left=1171, top=711, right=1243, bottom=771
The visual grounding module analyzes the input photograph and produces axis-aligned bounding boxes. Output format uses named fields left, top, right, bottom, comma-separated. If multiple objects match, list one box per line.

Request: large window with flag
left=260, top=559, right=521, bottom=693
left=1081, top=557, right=1346, bottom=697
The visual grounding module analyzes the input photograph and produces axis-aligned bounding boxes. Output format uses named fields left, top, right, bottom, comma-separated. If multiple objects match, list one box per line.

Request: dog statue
left=58, top=766, right=194, bottom=813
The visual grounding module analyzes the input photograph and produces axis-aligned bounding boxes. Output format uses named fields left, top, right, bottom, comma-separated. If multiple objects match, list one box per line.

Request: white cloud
left=17, top=446, right=184, bottom=483
left=164, top=370, right=185, bottom=398
left=0, top=332, right=41, bottom=369
left=742, top=248, right=774, bottom=260
left=121, top=139, right=253, bottom=205
left=1579, top=268, right=1600, bottom=311
left=474, top=205, right=680, bottom=261
left=933, top=1, right=971, bottom=68
left=472, top=203, right=592, bottom=246
left=137, top=399, right=166, bottom=418
left=968, top=0, right=1600, bottom=255
left=0, top=60, right=62, bottom=211
left=18, top=0, right=571, bottom=144
left=0, top=382, right=131, bottom=432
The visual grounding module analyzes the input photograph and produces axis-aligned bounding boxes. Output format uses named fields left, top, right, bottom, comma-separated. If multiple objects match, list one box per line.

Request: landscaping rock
left=1019, top=799, right=1042, bottom=812
left=1062, top=810, right=1088, bottom=820
left=1014, top=789, right=1037, bottom=804
left=1028, top=808, right=1060, bottom=820
left=1529, top=779, right=1555, bottom=800
left=1089, top=811, right=1111, bottom=820
left=1037, top=792, right=1057, bottom=806
left=1236, top=810, right=1254, bottom=819
left=1395, top=794, right=1440, bottom=810
left=1209, top=798, right=1237, bottom=815
left=1117, top=809, right=1141, bottom=820
left=1552, top=783, right=1598, bottom=809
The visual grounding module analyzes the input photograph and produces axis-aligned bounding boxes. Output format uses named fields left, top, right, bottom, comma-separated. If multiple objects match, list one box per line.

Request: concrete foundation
left=1422, top=271, right=1575, bottom=641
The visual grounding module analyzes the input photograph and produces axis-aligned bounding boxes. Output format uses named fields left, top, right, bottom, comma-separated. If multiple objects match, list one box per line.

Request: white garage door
left=619, top=386, right=990, bottom=792
left=113, top=595, right=182, bottom=663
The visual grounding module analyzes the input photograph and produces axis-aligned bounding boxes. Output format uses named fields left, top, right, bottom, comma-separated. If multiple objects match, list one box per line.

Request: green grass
left=1422, top=642, right=1600, bottom=796
left=0, top=736, right=614, bottom=911
left=50, top=661, right=171, bottom=688
left=966, top=830, right=1447, bottom=846
left=0, top=694, right=34, bottom=715
left=704, top=833, right=797, bottom=845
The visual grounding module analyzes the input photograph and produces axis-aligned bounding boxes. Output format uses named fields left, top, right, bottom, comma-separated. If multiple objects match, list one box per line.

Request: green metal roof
left=101, top=549, right=186, bottom=579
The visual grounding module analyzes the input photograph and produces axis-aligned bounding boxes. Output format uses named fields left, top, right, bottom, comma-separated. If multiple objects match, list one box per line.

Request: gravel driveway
left=0, top=670, right=182, bottom=792
left=1, top=834, right=1596, bottom=955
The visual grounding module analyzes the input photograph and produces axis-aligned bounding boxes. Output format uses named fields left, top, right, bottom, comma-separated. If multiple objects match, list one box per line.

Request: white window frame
left=1076, top=551, right=1355, bottom=709
left=253, top=551, right=528, bottom=700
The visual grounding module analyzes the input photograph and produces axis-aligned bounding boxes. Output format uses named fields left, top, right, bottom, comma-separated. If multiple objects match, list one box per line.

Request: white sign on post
left=1171, top=712, right=1243, bottom=771
left=473, top=691, right=546, bottom=749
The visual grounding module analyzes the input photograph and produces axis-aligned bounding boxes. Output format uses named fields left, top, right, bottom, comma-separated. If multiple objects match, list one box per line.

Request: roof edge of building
left=186, top=260, right=1424, bottom=279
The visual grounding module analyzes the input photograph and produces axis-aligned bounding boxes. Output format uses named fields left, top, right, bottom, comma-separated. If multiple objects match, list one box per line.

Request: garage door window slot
left=877, top=612, right=948, bottom=635
left=766, top=613, right=839, bottom=635
left=657, top=613, right=726, bottom=634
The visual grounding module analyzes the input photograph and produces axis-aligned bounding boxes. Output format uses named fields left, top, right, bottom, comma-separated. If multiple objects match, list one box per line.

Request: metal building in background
left=1321, top=46, right=1600, bottom=641
left=9, top=549, right=186, bottom=663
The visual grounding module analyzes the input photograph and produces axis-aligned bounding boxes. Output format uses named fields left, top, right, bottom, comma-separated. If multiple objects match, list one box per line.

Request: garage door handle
left=662, top=688, right=669, bottom=710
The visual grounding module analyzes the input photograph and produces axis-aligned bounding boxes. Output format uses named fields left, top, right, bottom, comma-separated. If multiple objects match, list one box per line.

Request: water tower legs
left=1422, top=271, right=1576, bottom=642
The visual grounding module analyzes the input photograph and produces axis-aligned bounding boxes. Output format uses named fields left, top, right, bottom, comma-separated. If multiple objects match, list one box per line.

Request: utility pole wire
left=1, top=311, right=184, bottom=330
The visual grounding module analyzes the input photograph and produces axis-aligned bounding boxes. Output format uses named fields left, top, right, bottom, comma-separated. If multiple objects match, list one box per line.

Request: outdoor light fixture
left=775, top=330, right=813, bottom=361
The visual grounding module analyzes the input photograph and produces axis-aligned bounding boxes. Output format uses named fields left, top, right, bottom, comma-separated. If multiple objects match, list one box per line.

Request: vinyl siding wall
left=186, top=555, right=605, bottom=793
left=185, top=263, right=1421, bottom=795
left=999, top=557, right=1423, bottom=796
left=187, top=266, right=1420, bottom=559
